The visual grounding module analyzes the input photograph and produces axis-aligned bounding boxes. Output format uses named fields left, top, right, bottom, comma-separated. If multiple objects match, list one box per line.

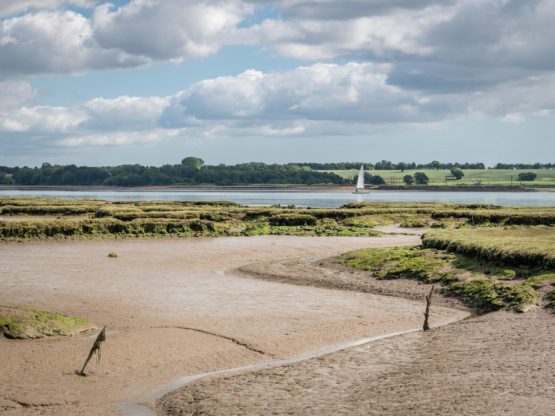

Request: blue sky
left=1, top=0, right=554, bottom=167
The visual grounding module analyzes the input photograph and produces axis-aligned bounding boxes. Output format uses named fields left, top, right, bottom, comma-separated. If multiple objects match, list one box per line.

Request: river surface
left=1, top=189, right=554, bottom=207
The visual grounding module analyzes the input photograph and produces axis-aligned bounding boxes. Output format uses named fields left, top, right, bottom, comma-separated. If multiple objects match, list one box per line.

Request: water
left=1, top=189, right=554, bottom=207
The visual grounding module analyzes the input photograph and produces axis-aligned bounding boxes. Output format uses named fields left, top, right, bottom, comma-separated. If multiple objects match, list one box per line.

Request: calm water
left=1, top=189, right=555, bottom=207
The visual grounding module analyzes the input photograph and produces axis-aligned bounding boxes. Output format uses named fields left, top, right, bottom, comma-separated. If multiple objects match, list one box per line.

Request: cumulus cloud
left=0, top=1, right=97, bottom=17
left=80, top=96, right=170, bottom=130
left=162, top=63, right=448, bottom=127
left=0, top=106, right=86, bottom=133
left=0, top=10, right=145, bottom=76
left=2, top=0, right=554, bottom=89
left=238, top=0, right=555, bottom=95
left=0, top=0, right=250, bottom=76
left=93, top=0, right=250, bottom=61
left=1, top=60, right=554, bottom=148
left=236, top=0, right=455, bottom=60
left=58, top=128, right=181, bottom=147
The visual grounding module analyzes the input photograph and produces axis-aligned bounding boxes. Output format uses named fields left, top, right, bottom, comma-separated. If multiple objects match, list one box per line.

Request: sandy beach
left=0, top=235, right=468, bottom=415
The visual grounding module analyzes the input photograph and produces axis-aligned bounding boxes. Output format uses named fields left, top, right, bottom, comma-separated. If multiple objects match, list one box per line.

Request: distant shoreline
left=0, top=184, right=543, bottom=192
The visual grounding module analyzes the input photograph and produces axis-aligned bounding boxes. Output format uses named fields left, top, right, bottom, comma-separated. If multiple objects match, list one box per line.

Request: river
left=1, top=189, right=554, bottom=207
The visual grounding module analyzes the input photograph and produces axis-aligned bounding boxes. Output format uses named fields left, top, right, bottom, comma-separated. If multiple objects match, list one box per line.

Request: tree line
left=0, top=158, right=346, bottom=186
left=0, top=158, right=551, bottom=187
left=494, top=163, right=555, bottom=170
left=293, top=161, right=486, bottom=170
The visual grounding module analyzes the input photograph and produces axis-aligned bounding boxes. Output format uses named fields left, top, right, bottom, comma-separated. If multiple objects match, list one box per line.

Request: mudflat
left=156, top=238, right=555, bottom=416
left=159, top=309, right=554, bottom=416
left=0, top=235, right=467, bottom=415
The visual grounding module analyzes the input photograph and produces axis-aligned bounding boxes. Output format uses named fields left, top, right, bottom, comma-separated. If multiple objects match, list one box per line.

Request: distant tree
left=398, top=162, right=407, bottom=172
left=414, top=172, right=430, bottom=185
left=450, top=168, right=464, bottom=180
left=0, top=173, right=13, bottom=184
left=518, top=172, right=537, bottom=181
left=368, top=175, right=385, bottom=185
left=403, top=175, right=414, bottom=185
left=374, top=160, right=394, bottom=170
left=431, top=161, right=441, bottom=171
left=181, top=157, right=204, bottom=171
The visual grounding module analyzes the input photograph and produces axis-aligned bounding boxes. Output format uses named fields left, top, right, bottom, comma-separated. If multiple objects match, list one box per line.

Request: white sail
left=356, top=165, right=365, bottom=190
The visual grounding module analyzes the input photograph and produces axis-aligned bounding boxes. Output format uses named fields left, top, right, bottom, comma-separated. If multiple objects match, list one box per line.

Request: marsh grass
left=338, top=244, right=549, bottom=312
left=423, top=227, right=555, bottom=268
left=2, top=198, right=555, bottom=242
left=0, top=305, right=95, bottom=339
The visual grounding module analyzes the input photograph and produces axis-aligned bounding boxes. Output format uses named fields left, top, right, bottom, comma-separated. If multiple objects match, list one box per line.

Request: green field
left=320, top=168, right=555, bottom=187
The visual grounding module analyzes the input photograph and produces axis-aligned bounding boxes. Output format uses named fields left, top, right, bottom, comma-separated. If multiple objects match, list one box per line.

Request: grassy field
left=321, top=168, right=555, bottom=187
left=339, top=227, right=555, bottom=313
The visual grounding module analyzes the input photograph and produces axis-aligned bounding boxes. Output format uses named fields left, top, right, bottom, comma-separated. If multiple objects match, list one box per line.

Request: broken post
left=77, top=325, right=106, bottom=376
left=423, top=285, right=434, bottom=331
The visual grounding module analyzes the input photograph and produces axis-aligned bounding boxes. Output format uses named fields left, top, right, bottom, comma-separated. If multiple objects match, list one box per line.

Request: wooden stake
left=77, top=326, right=106, bottom=376
left=423, top=285, right=434, bottom=331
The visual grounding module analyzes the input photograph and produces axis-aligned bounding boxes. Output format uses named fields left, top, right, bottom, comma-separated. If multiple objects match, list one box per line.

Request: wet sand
left=0, top=235, right=467, bottom=415
left=159, top=309, right=554, bottom=416
left=157, top=236, right=555, bottom=416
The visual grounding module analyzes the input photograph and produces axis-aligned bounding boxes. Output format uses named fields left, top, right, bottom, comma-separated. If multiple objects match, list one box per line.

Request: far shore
left=0, top=184, right=544, bottom=192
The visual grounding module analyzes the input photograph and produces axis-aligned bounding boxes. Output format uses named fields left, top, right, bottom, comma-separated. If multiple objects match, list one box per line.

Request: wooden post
left=423, top=285, right=434, bottom=331
left=77, top=326, right=106, bottom=376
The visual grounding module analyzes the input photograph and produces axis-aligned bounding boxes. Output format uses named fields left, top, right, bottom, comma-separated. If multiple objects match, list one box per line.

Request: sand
left=156, top=235, right=555, bottom=416
left=0, top=235, right=468, bottom=415
left=159, top=309, right=554, bottom=416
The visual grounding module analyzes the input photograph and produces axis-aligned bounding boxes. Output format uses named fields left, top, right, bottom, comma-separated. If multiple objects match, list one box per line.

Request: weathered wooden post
left=423, top=285, right=434, bottom=331
left=77, top=326, right=106, bottom=376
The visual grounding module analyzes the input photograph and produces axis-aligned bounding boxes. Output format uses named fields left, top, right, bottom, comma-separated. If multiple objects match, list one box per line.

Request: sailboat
left=353, top=165, right=370, bottom=194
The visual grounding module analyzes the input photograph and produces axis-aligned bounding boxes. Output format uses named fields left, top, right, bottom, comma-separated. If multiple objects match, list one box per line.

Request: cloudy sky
left=1, top=0, right=554, bottom=166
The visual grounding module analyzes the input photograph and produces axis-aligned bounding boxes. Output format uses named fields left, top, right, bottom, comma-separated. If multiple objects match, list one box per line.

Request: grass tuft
left=0, top=305, right=95, bottom=339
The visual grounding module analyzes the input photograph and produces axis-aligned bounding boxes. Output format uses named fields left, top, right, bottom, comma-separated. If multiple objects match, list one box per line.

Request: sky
left=0, top=0, right=554, bottom=167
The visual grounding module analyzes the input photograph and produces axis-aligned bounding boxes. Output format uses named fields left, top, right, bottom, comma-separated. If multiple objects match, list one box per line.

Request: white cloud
left=0, top=1, right=98, bottom=17
left=58, top=128, right=181, bottom=147
left=0, top=0, right=249, bottom=76
left=162, top=63, right=439, bottom=126
left=0, top=81, right=35, bottom=110
left=0, top=10, right=144, bottom=75
left=0, top=106, right=86, bottom=133
left=236, top=6, right=448, bottom=60
left=2, top=60, right=554, bottom=147
left=93, top=0, right=250, bottom=61
left=80, top=95, right=170, bottom=130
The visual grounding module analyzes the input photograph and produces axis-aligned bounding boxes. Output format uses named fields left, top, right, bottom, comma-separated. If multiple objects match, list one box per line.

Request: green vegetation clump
left=269, top=213, right=317, bottom=226
left=431, top=208, right=555, bottom=226
left=3, top=198, right=555, bottom=243
left=338, top=243, right=549, bottom=312
left=0, top=305, right=95, bottom=339
left=445, top=281, right=540, bottom=312
left=518, top=172, right=537, bottom=181
left=414, top=172, right=430, bottom=185
left=423, top=227, right=555, bottom=268
left=108, top=252, right=118, bottom=258
left=340, top=247, right=455, bottom=283
left=400, top=219, right=428, bottom=228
